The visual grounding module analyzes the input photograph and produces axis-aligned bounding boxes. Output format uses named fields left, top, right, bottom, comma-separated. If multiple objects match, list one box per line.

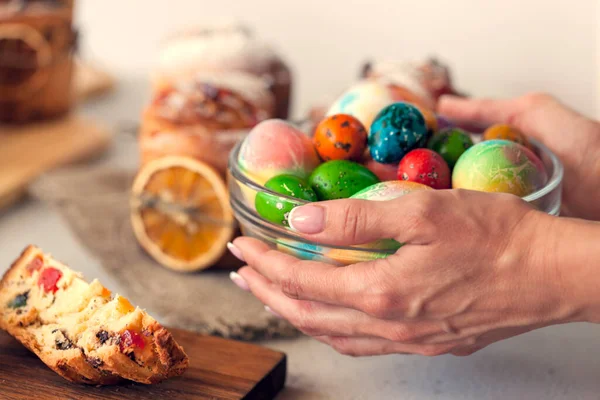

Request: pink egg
left=363, top=154, right=398, bottom=181
left=238, top=119, right=320, bottom=185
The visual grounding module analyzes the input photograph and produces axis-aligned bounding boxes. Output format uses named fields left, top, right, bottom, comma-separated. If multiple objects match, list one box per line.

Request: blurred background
left=77, top=0, right=599, bottom=118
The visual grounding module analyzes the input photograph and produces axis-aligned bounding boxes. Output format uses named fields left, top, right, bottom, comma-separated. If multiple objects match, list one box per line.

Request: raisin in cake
left=0, top=245, right=189, bottom=385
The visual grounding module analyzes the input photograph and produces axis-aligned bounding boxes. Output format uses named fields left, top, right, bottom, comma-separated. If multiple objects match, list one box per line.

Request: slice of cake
left=0, top=245, right=189, bottom=385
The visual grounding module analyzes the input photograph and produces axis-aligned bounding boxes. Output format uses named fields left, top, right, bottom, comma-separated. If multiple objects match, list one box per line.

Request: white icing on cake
left=175, top=71, right=274, bottom=111
left=156, top=21, right=277, bottom=76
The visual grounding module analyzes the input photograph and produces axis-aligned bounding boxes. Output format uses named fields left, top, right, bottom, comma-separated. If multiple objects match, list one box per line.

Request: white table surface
left=1, top=75, right=600, bottom=400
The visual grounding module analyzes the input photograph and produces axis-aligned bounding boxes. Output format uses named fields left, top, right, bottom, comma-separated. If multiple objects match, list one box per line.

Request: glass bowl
left=227, top=137, right=563, bottom=266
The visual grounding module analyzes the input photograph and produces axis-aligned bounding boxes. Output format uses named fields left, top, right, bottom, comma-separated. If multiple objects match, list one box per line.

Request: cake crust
left=0, top=245, right=189, bottom=385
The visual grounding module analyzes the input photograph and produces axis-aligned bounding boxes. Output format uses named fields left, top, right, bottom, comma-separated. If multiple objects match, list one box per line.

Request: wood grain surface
left=0, top=328, right=286, bottom=400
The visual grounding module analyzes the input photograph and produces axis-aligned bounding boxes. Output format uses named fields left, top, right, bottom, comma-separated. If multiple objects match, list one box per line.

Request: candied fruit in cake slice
left=0, top=245, right=189, bottom=385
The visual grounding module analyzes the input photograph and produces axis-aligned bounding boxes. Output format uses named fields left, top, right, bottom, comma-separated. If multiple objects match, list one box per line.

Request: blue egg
left=276, top=239, right=326, bottom=261
left=368, top=102, right=428, bottom=163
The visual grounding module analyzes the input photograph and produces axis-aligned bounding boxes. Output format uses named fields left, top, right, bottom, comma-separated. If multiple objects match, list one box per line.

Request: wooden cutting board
left=73, top=59, right=116, bottom=101
left=0, top=60, right=115, bottom=211
left=0, top=328, right=286, bottom=400
left=0, top=115, right=112, bottom=211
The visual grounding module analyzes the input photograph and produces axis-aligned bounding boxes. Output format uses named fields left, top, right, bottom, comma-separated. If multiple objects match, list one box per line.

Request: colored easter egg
left=427, top=127, right=474, bottom=169
left=414, top=105, right=436, bottom=147
left=352, top=180, right=429, bottom=250
left=238, top=119, right=320, bottom=185
left=436, top=115, right=455, bottom=131
left=313, top=114, right=368, bottom=161
left=387, top=84, right=432, bottom=110
left=326, top=248, right=390, bottom=266
left=368, top=102, right=428, bottom=163
left=351, top=180, right=432, bottom=201
left=326, top=81, right=429, bottom=132
left=327, top=180, right=432, bottom=264
left=414, top=105, right=438, bottom=134
left=483, top=124, right=532, bottom=149
left=397, top=149, right=451, bottom=189
left=452, top=140, right=548, bottom=197
left=276, top=239, right=328, bottom=262
left=363, top=157, right=399, bottom=182
left=308, top=160, right=380, bottom=200
left=255, top=174, right=318, bottom=226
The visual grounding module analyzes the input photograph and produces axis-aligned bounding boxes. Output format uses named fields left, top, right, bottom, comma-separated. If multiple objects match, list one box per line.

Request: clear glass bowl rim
left=227, top=137, right=564, bottom=255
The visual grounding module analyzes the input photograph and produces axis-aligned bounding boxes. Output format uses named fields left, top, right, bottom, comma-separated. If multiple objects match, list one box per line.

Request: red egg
left=397, top=149, right=451, bottom=189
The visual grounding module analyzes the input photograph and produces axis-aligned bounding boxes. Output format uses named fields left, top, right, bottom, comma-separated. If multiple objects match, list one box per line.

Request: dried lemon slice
left=130, top=156, right=234, bottom=272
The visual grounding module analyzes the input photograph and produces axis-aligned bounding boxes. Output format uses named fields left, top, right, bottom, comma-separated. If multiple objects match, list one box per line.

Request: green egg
left=255, top=174, right=318, bottom=226
left=308, top=160, right=380, bottom=200
left=427, top=128, right=474, bottom=169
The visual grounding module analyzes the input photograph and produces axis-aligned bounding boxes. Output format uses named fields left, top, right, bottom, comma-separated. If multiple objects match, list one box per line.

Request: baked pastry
left=140, top=71, right=275, bottom=175
left=152, top=21, right=292, bottom=119
left=0, top=0, right=76, bottom=123
left=360, top=58, right=464, bottom=104
left=0, top=245, right=189, bottom=385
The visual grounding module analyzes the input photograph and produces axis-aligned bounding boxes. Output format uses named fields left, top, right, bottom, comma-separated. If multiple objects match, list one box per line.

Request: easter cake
left=139, top=70, right=275, bottom=174
left=152, top=20, right=292, bottom=119
left=0, top=245, right=189, bottom=385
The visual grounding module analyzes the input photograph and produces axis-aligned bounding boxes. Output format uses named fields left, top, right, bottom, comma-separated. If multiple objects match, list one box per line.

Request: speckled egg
left=313, top=114, right=367, bottom=161
left=397, top=149, right=451, bottom=189
left=255, top=174, right=318, bottom=226
left=238, top=119, right=320, bottom=185
left=326, top=81, right=428, bottom=131
left=308, top=160, right=380, bottom=200
left=483, top=124, right=532, bottom=149
left=368, top=102, right=428, bottom=163
left=452, top=140, right=548, bottom=197
left=427, top=127, right=474, bottom=169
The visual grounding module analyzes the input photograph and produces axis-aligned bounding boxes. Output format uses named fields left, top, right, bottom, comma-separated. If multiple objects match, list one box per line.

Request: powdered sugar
left=156, top=22, right=277, bottom=76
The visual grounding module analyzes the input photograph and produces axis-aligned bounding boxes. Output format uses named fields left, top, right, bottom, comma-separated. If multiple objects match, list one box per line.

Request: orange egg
left=313, top=114, right=368, bottom=161
left=483, top=124, right=532, bottom=149
left=388, top=83, right=433, bottom=110
left=414, top=105, right=438, bottom=133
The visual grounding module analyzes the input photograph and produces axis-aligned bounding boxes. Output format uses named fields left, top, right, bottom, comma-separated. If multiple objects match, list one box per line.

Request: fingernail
left=289, top=205, right=325, bottom=234
left=264, top=305, right=282, bottom=318
left=227, top=242, right=245, bottom=262
left=229, top=271, right=250, bottom=291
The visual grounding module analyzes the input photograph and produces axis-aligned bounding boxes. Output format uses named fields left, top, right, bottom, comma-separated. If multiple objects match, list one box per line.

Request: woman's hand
left=438, top=93, right=600, bottom=220
left=229, top=190, right=586, bottom=357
